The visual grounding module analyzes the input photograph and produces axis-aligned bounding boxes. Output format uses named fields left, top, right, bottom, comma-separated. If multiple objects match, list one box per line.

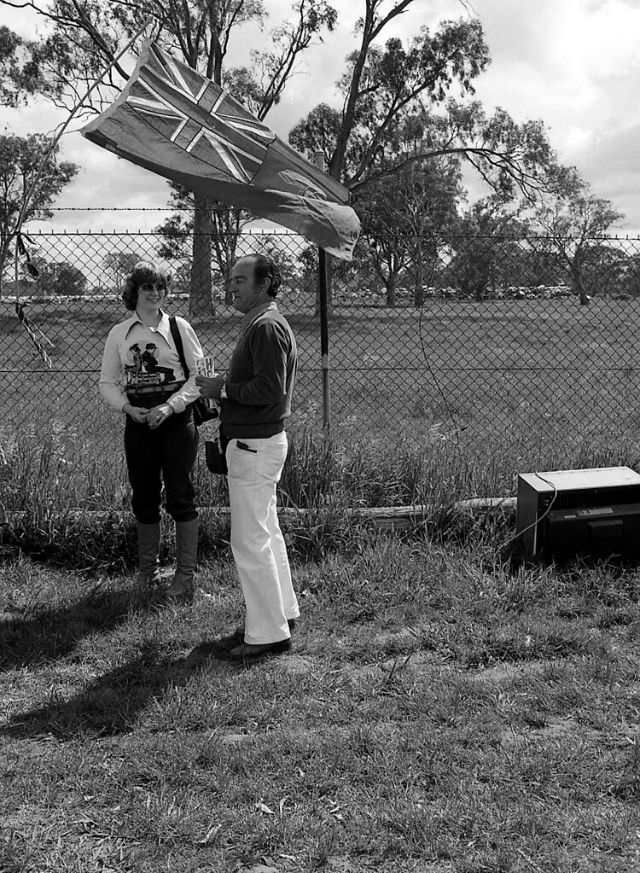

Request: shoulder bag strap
left=168, top=315, right=189, bottom=378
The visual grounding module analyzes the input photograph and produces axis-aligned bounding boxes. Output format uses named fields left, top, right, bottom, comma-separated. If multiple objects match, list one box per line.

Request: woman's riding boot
left=167, top=518, right=198, bottom=602
left=136, top=522, right=161, bottom=588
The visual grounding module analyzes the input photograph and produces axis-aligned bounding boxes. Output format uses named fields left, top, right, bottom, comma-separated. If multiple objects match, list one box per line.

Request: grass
left=3, top=295, right=640, bottom=458
left=2, top=422, right=640, bottom=576
left=2, top=434, right=640, bottom=871
left=2, top=533, right=640, bottom=872
left=3, top=293, right=640, bottom=870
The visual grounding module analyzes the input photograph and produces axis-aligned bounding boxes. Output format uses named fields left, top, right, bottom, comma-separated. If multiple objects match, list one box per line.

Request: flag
left=82, top=41, right=360, bottom=259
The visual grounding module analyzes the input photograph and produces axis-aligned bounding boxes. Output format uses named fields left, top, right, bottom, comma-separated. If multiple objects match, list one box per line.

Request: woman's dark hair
left=250, top=253, right=282, bottom=297
left=122, top=261, right=170, bottom=311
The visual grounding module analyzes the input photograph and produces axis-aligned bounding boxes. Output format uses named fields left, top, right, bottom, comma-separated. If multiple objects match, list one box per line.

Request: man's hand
left=196, top=374, right=225, bottom=400
left=124, top=404, right=149, bottom=424
left=147, top=403, right=174, bottom=429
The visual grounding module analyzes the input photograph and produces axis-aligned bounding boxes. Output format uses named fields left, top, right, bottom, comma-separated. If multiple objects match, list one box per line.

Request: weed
left=3, top=432, right=640, bottom=871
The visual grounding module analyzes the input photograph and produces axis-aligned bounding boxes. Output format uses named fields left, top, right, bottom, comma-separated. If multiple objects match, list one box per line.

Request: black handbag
left=169, top=316, right=218, bottom=426
left=205, top=434, right=228, bottom=475
left=191, top=396, right=219, bottom=427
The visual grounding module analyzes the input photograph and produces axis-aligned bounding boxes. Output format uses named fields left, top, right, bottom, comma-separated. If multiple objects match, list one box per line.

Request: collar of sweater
left=239, top=300, right=278, bottom=332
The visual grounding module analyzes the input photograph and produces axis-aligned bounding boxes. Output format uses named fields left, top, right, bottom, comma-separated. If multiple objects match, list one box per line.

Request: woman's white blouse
left=99, top=311, right=207, bottom=413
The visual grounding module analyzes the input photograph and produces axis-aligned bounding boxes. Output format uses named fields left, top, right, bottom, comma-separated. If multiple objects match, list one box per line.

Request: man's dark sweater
left=221, top=302, right=297, bottom=439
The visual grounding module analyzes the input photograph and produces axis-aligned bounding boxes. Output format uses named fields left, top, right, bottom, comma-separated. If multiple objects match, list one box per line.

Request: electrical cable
left=413, top=265, right=557, bottom=553
left=496, top=472, right=559, bottom=554
left=416, top=264, right=466, bottom=446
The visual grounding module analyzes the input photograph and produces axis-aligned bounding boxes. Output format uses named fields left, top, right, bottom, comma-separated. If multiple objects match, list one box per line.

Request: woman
left=99, top=260, right=206, bottom=601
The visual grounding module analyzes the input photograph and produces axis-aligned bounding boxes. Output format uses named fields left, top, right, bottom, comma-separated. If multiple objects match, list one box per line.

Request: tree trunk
left=386, top=276, right=397, bottom=307
left=329, top=2, right=373, bottom=181
left=190, top=193, right=213, bottom=318
left=570, top=264, right=590, bottom=306
left=0, top=236, right=11, bottom=300
left=413, top=245, right=424, bottom=307
left=211, top=204, right=242, bottom=305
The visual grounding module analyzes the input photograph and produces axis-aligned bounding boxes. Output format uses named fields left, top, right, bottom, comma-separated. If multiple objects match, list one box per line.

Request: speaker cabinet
left=516, top=466, right=640, bottom=559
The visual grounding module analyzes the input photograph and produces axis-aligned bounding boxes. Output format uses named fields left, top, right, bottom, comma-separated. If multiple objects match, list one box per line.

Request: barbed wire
left=46, top=207, right=192, bottom=211
left=17, top=228, right=305, bottom=237
left=2, top=229, right=640, bottom=446
left=29, top=214, right=640, bottom=242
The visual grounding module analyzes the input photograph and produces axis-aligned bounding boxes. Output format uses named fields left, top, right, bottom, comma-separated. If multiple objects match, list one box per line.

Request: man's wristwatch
left=220, top=381, right=228, bottom=400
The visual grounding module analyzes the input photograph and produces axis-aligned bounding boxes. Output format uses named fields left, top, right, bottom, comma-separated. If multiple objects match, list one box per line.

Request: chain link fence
left=1, top=228, right=640, bottom=470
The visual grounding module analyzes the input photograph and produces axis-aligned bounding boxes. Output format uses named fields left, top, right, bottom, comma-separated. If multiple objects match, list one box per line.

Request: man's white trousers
left=227, top=432, right=300, bottom=644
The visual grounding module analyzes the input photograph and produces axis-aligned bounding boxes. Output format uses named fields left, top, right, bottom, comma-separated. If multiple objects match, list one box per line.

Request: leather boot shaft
left=136, top=522, right=161, bottom=587
left=167, top=518, right=198, bottom=601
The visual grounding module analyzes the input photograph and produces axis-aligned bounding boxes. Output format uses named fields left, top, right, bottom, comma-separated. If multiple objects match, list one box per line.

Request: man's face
left=230, top=257, right=267, bottom=313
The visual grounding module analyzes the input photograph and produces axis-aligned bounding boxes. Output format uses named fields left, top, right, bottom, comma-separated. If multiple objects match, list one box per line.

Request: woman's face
left=136, top=278, right=166, bottom=307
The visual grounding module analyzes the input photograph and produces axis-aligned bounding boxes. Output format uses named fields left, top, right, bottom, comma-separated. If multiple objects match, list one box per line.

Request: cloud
left=474, top=0, right=640, bottom=124
left=5, top=0, right=640, bottom=236
left=571, top=124, right=640, bottom=234
left=467, top=0, right=640, bottom=230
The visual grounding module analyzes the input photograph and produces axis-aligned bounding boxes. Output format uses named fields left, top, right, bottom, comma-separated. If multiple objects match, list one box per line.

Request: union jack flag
left=127, top=44, right=275, bottom=184
left=82, top=41, right=360, bottom=260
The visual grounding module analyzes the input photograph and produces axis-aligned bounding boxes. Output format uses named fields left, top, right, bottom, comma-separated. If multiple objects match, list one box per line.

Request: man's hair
left=122, top=261, right=170, bottom=311
left=246, top=253, right=282, bottom=297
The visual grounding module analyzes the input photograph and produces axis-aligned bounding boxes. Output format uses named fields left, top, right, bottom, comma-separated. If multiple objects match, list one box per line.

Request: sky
left=3, top=0, right=640, bottom=235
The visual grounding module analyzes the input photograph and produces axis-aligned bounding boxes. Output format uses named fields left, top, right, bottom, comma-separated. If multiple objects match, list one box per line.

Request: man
left=196, top=253, right=299, bottom=660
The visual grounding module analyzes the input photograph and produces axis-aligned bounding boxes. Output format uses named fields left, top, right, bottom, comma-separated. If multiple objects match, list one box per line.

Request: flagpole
left=314, top=152, right=332, bottom=435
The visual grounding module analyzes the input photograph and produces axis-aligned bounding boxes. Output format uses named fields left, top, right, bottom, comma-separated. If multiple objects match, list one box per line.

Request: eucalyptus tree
left=530, top=165, right=624, bottom=305
left=1, top=0, right=337, bottom=315
left=447, top=198, right=526, bottom=301
left=0, top=133, right=78, bottom=294
left=355, top=151, right=463, bottom=306
left=155, top=189, right=251, bottom=304
left=287, top=0, right=556, bottom=313
left=289, top=1, right=554, bottom=196
left=103, top=249, right=143, bottom=290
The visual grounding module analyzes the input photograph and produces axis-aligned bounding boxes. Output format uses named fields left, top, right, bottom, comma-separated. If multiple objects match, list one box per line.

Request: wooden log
left=0, top=497, right=517, bottom=533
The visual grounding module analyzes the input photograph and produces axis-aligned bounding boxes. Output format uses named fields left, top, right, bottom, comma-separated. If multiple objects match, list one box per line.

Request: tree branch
left=351, top=144, right=544, bottom=200
left=369, top=0, right=415, bottom=42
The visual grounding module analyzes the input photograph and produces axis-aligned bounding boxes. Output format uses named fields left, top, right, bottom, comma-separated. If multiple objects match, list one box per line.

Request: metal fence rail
left=1, top=229, right=640, bottom=464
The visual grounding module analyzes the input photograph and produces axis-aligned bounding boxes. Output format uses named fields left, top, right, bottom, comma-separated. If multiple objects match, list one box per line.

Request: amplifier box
left=516, top=466, right=640, bottom=559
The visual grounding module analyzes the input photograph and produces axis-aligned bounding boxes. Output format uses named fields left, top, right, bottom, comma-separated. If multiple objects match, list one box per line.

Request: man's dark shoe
left=229, top=638, right=291, bottom=660
left=207, top=619, right=295, bottom=654
left=213, top=628, right=244, bottom=651
left=232, top=618, right=296, bottom=638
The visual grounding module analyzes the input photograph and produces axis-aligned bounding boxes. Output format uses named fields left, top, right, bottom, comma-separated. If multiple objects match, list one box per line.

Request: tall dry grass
left=1, top=424, right=638, bottom=570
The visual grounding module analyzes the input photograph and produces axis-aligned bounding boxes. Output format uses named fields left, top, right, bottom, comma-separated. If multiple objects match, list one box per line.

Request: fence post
left=313, top=151, right=331, bottom=434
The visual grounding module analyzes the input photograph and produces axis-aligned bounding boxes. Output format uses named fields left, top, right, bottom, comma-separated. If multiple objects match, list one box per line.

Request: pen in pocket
left=237, top=441, right=257, bottom=453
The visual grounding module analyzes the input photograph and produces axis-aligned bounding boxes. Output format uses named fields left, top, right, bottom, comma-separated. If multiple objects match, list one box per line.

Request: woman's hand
left=124, top=404, right=149, bottom=424
left=147, top=403, right=174, bottom=429
left=195, top=374, right=224, bottom=399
